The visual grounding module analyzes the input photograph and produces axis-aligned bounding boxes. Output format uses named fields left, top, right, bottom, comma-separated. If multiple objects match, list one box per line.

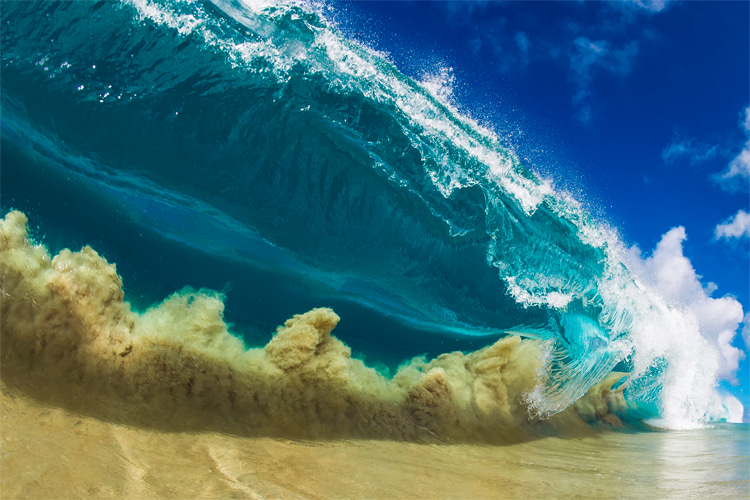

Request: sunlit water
left=1, top=0, right=748, bottom=498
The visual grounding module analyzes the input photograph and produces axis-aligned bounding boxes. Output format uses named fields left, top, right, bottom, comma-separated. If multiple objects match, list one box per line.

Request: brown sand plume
left=0, top=210, right=627, bottom=443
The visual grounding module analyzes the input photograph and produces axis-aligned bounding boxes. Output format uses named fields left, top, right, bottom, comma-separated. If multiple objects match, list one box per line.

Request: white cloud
left=434, top=2, right=655, bottom=125
left=513, top=32, right=530, bottom=68
left=603, top=0, right=675, bottom=30
left=742, top=313, right=750, bottom=350
left=661, top=136, right=721, bottom=166
left=625, top=227, right=746, bottom=384
left=568, top=37, right=638, bottom=122
left=433, top=1, right=668, bottom=125
left=715, top=209, right=750, bottom=240
left=514, top=32, right=529, bottom=53
left=714, top=106, right=750, bottom=191
left=571, top=37, right=639, bottom=90
left=660, top=106, right=750, bottom=191
left=625, top=0, right=675, bottom=13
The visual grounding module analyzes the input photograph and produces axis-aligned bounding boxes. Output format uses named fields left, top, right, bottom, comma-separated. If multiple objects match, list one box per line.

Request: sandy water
left=2, top=385, right=747, bottom=500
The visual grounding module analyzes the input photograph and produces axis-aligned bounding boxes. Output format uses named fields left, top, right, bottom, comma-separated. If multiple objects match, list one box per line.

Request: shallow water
left=2, top=387, right=747, bottom=499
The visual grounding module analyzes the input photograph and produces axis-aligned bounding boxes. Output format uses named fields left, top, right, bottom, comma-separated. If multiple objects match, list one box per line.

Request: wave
left=0, top=0, right=739, bottom=430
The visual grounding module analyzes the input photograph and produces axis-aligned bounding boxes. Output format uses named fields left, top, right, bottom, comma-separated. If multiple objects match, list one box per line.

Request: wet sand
left=0, top=383, right=614, bottom=500
left=0, top=383, right=636, bottom=500
left=3, top=383, right=748, bottom=500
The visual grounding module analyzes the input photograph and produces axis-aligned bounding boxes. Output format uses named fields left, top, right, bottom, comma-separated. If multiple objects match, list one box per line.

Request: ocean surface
left=1, top=1, right=748, bottom=498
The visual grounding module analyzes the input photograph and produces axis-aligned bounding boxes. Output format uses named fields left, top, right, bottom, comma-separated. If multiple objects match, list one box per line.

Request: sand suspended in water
left=1, top=210, right=626, bottom=444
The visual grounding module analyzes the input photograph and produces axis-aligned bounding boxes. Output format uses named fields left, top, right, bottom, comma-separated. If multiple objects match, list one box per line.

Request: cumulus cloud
left=625, top=227, right=746, bottom=384
left=714, top=106, right=750, bottom=192
left=715, top=209, right=750, bottom=240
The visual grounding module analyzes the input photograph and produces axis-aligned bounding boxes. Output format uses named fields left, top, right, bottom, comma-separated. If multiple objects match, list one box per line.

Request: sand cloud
left=0, top=210, right=629, bottom=443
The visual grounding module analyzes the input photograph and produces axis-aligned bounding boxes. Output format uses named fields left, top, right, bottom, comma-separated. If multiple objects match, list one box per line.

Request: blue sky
left=328, top=0, right=750, bottom=411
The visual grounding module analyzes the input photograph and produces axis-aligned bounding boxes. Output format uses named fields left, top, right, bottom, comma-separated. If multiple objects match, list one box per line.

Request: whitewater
left=1, top=1, right=748, bottom=497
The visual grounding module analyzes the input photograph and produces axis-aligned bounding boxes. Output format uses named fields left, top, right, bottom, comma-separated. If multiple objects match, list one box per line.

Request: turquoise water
left=0, top=0, right=743, bottom=436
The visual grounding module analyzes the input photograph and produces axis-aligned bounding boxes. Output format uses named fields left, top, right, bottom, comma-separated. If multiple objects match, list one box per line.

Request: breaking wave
left=0, top=0, right=739, bottom=436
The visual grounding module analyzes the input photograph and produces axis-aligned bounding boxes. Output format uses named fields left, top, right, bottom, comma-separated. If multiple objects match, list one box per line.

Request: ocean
left=1, top=1, right=748, bottom=498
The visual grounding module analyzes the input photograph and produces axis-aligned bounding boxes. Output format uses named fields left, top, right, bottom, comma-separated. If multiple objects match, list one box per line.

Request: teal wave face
left=0, top=0, right=734, bottom=424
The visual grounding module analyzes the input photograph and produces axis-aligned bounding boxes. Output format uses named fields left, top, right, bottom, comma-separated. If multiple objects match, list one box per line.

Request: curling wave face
left=0, top=0, right=734, bottom=425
